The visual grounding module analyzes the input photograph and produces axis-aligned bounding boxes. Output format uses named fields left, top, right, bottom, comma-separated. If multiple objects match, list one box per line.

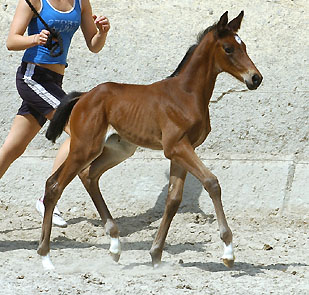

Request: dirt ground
left=0, top=0, right=308, bottom=294
left=0, top=156, right=308, bottom=294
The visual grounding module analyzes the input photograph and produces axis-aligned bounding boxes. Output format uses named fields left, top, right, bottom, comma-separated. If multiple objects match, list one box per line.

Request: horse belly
left=111, top=125, right=163, bottom=150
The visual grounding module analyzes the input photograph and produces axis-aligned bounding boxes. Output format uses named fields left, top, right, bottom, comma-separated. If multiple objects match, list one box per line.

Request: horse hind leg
left=150, top=161, right=187, bottom=267
left=37, top=172, right=61, bottom=270
left=79, top=134, right=136, bottom=262
left=37, top=156, right=87, bottom=270
left=38, top=130, right=108, bottom=270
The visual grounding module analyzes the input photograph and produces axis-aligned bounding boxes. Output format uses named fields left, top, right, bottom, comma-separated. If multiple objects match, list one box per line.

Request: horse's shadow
left=1, top=237, right=307, bottom=278
left=179, top=261, right=308, bottom=277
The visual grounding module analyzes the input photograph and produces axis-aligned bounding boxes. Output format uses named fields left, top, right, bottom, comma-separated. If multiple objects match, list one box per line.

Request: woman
left=2, top=0, right=110, bottom=227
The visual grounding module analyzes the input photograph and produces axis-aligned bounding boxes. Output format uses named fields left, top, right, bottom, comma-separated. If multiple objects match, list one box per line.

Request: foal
left=38, top=11, right=262, bottom=269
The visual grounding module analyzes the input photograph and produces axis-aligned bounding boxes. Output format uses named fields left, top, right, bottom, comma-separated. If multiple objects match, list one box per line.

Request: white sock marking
left=222, top=243, right=234, bottom=260
left=41, top=254, right=55, bottom=270
left=109, top=238, right=121, bottom=255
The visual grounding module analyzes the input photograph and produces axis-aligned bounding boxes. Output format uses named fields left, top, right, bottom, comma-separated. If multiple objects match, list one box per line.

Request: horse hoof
left=222, top=243, right=235, bottom=268
left=150, top=246, right=162, bottom=268
left=222, top=257, right=235, bottom=268
left=150, top=254, right=162, bottom=268
left=152, top=262, right=161, bottom=268
left=109, top=251, right=121, bottom=262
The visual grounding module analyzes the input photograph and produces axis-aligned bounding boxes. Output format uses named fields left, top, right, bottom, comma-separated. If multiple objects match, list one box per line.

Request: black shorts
left=16, top=62, right=66, bottom=126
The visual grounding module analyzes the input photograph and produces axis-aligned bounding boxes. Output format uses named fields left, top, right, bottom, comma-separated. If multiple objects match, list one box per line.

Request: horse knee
left=203, top=177, right=221, bottom=198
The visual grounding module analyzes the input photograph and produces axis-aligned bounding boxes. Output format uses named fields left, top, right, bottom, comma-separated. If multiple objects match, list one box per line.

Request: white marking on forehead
left=235, top=35, right=242, bottom=44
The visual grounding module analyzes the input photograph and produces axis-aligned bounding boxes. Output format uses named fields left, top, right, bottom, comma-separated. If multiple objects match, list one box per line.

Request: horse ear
left=216, top=11, right=228, bottom=38
left=227, top=11, right=244, bottom=32
left=217, top=11, right=228, bottom=31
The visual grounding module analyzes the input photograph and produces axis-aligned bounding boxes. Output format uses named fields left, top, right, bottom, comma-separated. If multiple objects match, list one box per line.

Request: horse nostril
left=252, top=74, right=261, bottom=86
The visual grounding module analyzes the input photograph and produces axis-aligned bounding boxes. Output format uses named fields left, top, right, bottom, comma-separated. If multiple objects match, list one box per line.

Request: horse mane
left=169, top=23, right=218, bottom=78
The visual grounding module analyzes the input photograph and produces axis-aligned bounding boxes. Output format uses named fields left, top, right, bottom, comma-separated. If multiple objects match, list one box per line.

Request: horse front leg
left=150, top=161, right=187, bottom=267
left=166, top=138, right=234, bottom=267
left=79, top=135, right=136, bottom=262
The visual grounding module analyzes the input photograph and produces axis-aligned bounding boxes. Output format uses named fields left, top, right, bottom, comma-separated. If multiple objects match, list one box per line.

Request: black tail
left=46, top=91, right=84, bottom=143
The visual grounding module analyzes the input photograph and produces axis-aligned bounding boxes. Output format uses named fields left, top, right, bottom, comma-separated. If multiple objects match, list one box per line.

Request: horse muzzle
left=245, top=73, right=263, bottom=90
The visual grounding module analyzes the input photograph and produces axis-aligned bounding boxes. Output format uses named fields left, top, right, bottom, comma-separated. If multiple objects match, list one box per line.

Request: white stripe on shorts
left=23, top=63, right=61, bottom=109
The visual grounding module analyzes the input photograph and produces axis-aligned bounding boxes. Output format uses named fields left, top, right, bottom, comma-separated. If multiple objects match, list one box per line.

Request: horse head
left=214, top=11, right=263, bottom=90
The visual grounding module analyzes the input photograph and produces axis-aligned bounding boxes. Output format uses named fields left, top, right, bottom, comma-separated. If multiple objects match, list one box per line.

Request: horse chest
left=190, top=119, right=211, bottom=148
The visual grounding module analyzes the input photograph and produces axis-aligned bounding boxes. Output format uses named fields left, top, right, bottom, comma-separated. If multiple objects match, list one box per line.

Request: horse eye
left=224, top=46, right=234, bottom=54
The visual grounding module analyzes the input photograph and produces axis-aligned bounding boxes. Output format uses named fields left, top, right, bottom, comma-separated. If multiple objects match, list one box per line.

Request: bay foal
left=38, top=11, right=262, bottom=269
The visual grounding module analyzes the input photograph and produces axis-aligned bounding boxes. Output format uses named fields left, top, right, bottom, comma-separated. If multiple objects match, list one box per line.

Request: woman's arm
left=6, top=0, right=49, bottom=51
left=80, top=0, right=110, bottom=53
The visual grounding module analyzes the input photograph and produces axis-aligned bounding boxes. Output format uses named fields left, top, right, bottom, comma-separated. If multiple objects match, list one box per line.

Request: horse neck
left=178, top=32, right=218, bottom=105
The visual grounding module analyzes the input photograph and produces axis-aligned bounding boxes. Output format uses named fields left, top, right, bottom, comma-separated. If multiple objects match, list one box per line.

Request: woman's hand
left=92, top=15, right=110, bottom=34
left=33, top=29, right=50, bottom=45
left=80, top=0, right=111, bottom=53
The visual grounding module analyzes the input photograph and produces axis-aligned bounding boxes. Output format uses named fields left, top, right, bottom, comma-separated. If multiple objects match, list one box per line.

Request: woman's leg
left=0, top=114, right=41, bottom=179
left=51, top=137, right=70, bottom=174
left=36, top=116, right=70, bottom=228
left=45, top=111, right=71, bottom=174
left=0, top=113, right=66, bottom=227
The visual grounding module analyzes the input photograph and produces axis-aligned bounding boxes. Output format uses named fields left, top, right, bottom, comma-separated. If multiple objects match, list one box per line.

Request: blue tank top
left=23, top=0, right=81, bottom=65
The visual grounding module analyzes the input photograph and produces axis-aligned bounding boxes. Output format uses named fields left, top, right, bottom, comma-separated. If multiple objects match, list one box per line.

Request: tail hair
left=46, top=91, right=84, bottom=143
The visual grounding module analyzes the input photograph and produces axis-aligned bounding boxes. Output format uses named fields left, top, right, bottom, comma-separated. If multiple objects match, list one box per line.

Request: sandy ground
left=0, top=155, right=309, bottom=294
left=0, top=0, right=309, bottom=294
